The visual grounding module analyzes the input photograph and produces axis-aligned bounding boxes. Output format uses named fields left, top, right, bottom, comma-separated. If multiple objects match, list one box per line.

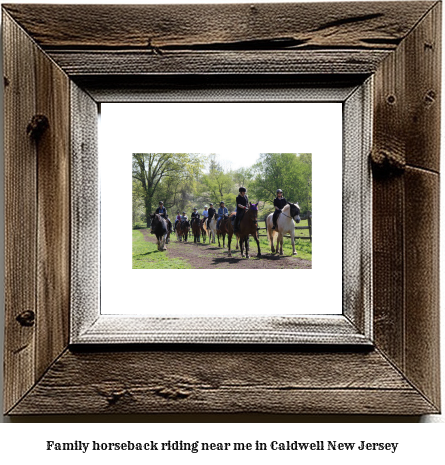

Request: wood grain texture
left=70, top=83, right=99, bottom=341
left=3, top=2, right=441, bottom=416
left=2, top=2, right=435, bottom=50
left=47, top=50, right=391, bottom=77
left=35, top=44, right=71, bottom=380
left=404, top=2, right=441, bottom=172
left=3, top=12, right=37, bottom=414
left=372, top=4, right=441, bottom=410
left=404, top=168, right=440, bottom=409
left=9, top=349, right=438, bottom=415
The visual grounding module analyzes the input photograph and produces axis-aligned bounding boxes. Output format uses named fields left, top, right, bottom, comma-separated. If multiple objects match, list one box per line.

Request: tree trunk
left=145, top=196, right=153, bottom=228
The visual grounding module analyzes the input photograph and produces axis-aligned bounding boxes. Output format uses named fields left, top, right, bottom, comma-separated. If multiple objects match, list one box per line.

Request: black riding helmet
left=159, top=201, right=164, bottom=205
left=220, top=201, right=225, bottom=205
left=276, top=189, right=283, bottom=194
left=239, top=187, right=247, bottom=193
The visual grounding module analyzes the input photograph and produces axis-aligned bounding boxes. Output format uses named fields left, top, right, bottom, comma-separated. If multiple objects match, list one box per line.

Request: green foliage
left=132, top=230, right=192, bottom=269
left=249, top=153, right=312, bottom=214
left=132, top=153, right=205, bottom=226
left=132, top=152, right=312, bottom=222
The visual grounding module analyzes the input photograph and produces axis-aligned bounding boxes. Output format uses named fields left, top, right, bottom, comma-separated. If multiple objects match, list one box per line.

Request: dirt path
left=140, top=229, right=311, bottom=269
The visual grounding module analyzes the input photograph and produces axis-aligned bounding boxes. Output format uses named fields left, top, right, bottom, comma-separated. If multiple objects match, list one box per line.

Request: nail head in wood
left=16, top=310, right=35, bottom=327
left=26, top=114, right=49, bottom=140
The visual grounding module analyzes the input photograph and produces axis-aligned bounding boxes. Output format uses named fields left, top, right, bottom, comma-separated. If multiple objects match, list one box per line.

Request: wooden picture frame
left=3, top=2, right=440, bottom=415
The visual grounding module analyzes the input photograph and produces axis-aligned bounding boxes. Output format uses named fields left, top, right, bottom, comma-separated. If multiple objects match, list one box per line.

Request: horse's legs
left=291, top=231, right=297, bottom=255
left=268, top=226, right=275, bottom=253
left=227, top=234, right=232, bottom=257
left=245, top=237, right=250, bottom=258
left=239, top=236, right=244, bottom=257
left=279, top=237, right=284, bottom=255
left=255, top=235, right=261, bottom=257
left=236, top=236, right=239, bottom=250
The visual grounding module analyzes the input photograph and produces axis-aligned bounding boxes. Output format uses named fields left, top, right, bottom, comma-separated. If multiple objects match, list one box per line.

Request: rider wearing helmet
left=155, top=201, right=172, bottom=233
left=191, top=207, right=200, bottom=225
left=174, top=210, right=181, bottom=231
left=202, top=205, right=209, bottom=227
left=272, top=189, right=288, bottom=230
left=155, top=201, right=167, bottom=218
left=234, top=187, right=249, bottom=233
left=207, top=202, right=216, bottom=228
left=217, top=201, right=228, bottom=229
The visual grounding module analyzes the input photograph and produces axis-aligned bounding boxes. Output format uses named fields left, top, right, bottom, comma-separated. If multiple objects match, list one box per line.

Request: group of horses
left=150, top=202, right=301, bottom=259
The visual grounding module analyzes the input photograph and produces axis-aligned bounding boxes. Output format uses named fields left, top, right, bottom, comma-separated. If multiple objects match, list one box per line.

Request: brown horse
left=176, top=219, right=190, bottom=242
left=191, top=218, right=201, bottom=243
left=199, top=218, right=207, bottom=243
left=217, top=214, right=230, bottom=248
left=227, top=203, right=261, bottom=258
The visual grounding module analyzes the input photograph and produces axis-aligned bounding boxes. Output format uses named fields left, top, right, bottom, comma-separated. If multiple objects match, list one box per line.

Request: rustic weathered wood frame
left=3, top=2, right=440, bottom=415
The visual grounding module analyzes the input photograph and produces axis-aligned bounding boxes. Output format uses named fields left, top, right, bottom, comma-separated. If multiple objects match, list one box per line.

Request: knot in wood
left=27, top=114, right=49, bottom=140
left=370, top=148, right=405, bottom=177
left=16, top=310, right=35, bottom=327
left=386, top=95, right=396, bottom=104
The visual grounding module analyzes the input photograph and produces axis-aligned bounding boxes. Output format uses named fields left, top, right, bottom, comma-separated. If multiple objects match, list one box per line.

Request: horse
left=176, top=219, right=190, bottom=242
left=227, top=202, right=261, bottom=258
left=207, top=213, right=217, bottom=244
left=191, top=217, right=201, bottom=243
left=266, top=202, right=301, bottom=255
left=217, top=214, right=230, bottom=248
left=199, top=218, right=207, bottom=243
left=149, top=213, right=169, bottom=251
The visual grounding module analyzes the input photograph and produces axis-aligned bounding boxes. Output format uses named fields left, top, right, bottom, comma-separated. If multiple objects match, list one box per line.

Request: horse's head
left=249, top=202, right=259, bottom=218
left=290, top=202, right=301, bottom=223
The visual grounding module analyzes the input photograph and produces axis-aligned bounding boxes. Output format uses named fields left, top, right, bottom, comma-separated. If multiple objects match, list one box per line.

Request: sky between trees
left=133, top=153, right=312, bottom=227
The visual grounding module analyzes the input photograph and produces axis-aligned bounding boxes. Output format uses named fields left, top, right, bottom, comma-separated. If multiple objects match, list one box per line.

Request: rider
left=202, top=205, right=209, bottom=227
left=217, top=201, right=228, bottom=229
left=234, top=187, right=248, bottom=233
left=155, top=201, right=172, bottom=233
left=191, top=207, right=200, bottom=225
left=174, top=210, right=181, bottom=231
left=272, top=189, right=288, bottom=230
left=207, top=202, right=216, bottom=228
left=155, top=201, right=167, bottom=218
left=180, top=211, right=188, bottom=223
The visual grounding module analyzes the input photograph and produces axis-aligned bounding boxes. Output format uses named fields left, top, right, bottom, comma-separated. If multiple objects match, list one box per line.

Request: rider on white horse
left=272, top=189, right=288, bottom=230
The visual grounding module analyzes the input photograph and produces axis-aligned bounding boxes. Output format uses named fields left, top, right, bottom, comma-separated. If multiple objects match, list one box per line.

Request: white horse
left=266, top=202, right=301, bottom=255
left=207, top=215, right=218, bottom=244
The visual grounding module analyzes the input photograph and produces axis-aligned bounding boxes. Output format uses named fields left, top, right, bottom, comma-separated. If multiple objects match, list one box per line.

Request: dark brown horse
left=176, top=219, right=190, bottom=242
left=227, top=203, right=261, bottom=258
left=217, top=214, right=230, bottom=248
left=191, top=217, right=201, bottom=243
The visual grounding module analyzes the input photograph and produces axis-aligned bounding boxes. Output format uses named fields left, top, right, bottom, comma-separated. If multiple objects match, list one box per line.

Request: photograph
left=132, top=152, right=312, bottom=269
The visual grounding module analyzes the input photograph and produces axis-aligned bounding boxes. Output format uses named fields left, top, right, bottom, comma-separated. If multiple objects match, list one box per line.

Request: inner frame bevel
left=70, top=78, right=373, bottom=346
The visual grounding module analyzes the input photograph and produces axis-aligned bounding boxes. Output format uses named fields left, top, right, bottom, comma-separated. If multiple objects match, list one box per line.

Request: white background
left=100, top=102, right=342, bottom=316
left=0, top=0, right=444, bottom=457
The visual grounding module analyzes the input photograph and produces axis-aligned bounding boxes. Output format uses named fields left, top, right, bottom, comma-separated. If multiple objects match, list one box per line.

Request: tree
left=250, top=153, right=312, bottom=214
left=132, top=153, right=204, bottom=227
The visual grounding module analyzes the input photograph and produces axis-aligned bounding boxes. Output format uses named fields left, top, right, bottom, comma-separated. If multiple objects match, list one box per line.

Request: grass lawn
left=132, top=230, right=192, bottom=269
